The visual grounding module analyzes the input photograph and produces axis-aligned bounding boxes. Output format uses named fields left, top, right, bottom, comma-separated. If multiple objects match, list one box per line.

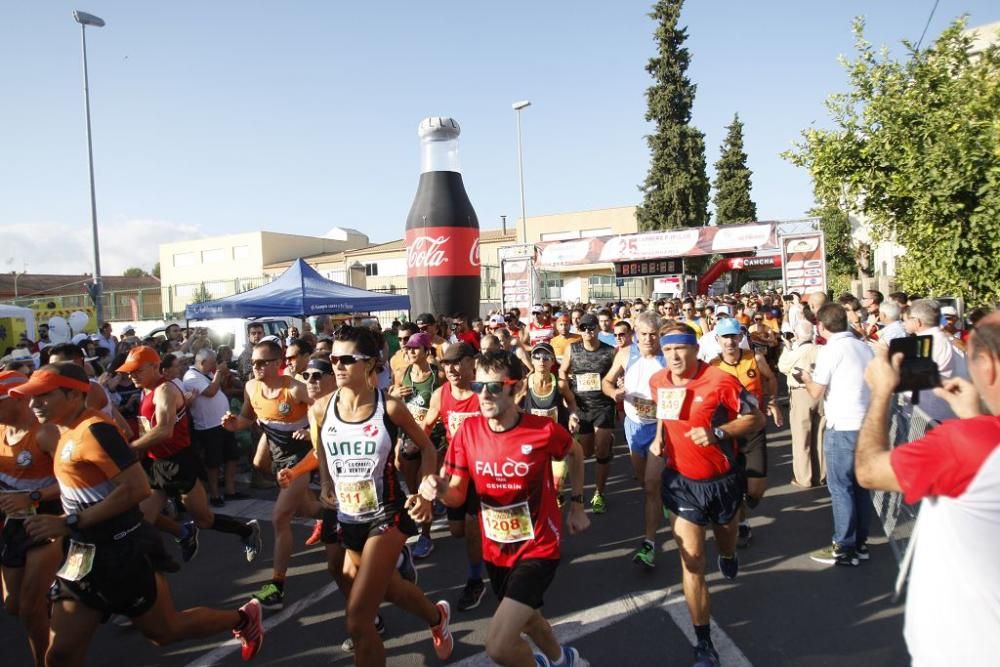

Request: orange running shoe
left=430, top=600, right=454, bottom=660
left=305, top=520, right=323, bottom=546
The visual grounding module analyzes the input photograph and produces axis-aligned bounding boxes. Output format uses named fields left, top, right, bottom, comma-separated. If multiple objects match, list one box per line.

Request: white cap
left=940, top=306, right=958, bottom=316
left=715, top=305, right=732, bottom=316
left=71, top=333, right=89, bottom=345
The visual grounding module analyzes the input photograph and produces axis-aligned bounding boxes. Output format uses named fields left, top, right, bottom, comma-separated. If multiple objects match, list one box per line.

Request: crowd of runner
left=1, top=289, right=997, bottom=666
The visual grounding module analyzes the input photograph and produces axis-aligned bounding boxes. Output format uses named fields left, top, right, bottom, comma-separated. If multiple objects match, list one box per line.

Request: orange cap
left=9, top=370, right=91, bottom=397
left=0, top=371, right=29, bottom=399
left=115, top=345, right=161, bottom=373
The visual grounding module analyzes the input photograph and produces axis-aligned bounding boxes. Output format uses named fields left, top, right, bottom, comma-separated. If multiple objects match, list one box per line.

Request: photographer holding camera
left=855, top=311, right=1000, bottom=666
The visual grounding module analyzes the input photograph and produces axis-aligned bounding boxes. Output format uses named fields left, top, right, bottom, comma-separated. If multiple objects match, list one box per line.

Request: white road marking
left=182, top=582, right=339, bottom=667
left=450, top=588, right=752, bottom=666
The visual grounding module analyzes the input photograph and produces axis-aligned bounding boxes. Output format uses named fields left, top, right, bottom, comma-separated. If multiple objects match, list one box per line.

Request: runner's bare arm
left=650, top=418, right=664, bottom=457
left=316, top=427, right=337, bottom=510
left=421, top=386, right=443, bottom=434
left=756, top=354, right=783, bottom=426
left=386, top=394, right=437, bottom=482
left=558, top=379, right=580, bottom=414
left=130, top=383, right=180, bottom=452
left=601, top=349, right=627, bottom=401
left=559, top=343, right=573, bottom=382
left=110, top=403, right=134, bottom=440
left=712, top=407, right=765, bottom=441
left=288, top=377, right=313, bottom=405
left=564, top=438, right=590, bottom=534
left=222, top=383, right=257, bottom=431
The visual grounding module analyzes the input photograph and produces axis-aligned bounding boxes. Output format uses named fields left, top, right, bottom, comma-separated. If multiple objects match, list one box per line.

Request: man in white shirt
left=801, top=303, right=874, bottom=566
left=904, top=299, right=968, bottom=422
left=184, top=348, right=242, bottom=505
left=876, top=301, right=907, bottom=345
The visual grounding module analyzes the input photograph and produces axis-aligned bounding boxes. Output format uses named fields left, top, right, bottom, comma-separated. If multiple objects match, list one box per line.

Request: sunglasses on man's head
left=302, top=371, right=329, bottom=382
left=329, top=354, right=371, bottom=366
left=470, top=379, right=518, bottom=395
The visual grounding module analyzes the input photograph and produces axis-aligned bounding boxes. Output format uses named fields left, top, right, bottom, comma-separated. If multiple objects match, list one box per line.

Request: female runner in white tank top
left=315, top=326, right=454, bottom=664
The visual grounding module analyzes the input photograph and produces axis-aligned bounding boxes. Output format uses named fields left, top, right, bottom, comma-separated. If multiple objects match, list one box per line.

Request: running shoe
left=398, top=544, right=418, bottom=584
left=210, top=496, right=225, bottom=508
left=234, top=598, right=264, bottom=661
left=305, top=520, right=324, bottom=546
left=341, top=614, right=385, bottom=652
left=693, top=639, right=720, bottom=666
left=856, top=544, right=870, bottom=561
left=632, top=542, right=656, bottom=570
left=243, top=520, right=262, bottom=563
left=590, top=492, right=607, bottom=514
left=457, top=578, right=487, bottom=611
left=412, top=534, right=434, bottom=559
left=178, top=521, right=200, bottom=563
left=430, top=600, right=454, bottom=660
left=737, top=523, right=753, bottom=549
left=564, top=646, right=589, bottom=666
left=717, top=553, right=739, bottom=580
left=253, top=582, right=284, bottom=610
left=810, top=544, right=859, bottom=567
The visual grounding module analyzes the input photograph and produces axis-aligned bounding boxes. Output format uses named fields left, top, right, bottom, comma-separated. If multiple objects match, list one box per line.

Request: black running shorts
left=339, top=510, right=418, bottom=553
left=446, top=482, right=481, bottom=521
left=320, top=508, right=341, bottom=546
left=143, top=447, right=204, bottom=495
left=485, top=558, right=559, bottom=609
left=1, top=502, right=60, bottom=568
left=737, top=429, right=768, bottom=478
left=575, top=400, right=617, bottom=434
left=661, top=468, right=745, bottom=527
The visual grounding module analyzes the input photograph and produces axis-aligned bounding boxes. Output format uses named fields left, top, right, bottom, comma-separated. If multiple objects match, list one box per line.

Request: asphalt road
left=1, top=423, right=909, bottom=666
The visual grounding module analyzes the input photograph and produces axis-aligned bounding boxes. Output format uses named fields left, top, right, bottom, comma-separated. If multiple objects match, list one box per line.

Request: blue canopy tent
left=184, top=258, right=409, bottom=320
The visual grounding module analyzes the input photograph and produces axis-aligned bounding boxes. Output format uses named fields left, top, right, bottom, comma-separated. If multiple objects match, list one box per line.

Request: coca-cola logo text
left=409, top=235, right=450, bottom=268
left=470, top=238, right=480, bottom=267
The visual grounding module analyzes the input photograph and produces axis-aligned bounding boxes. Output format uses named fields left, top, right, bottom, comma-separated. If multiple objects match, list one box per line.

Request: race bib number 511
left=336, top=479, right=378, bottom=516
left=482, top=501, right=535, bottom=544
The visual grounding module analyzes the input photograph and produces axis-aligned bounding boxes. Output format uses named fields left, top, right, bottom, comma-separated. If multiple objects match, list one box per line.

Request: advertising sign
left=779, top=233, right=827, bottom=295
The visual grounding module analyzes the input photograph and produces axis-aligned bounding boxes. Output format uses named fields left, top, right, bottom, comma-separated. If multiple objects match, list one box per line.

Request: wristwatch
left=713, top=427, right=727, bottom=442
left=29, top=490, right=42, bottom=503
left=569, top=494, right=584, bottom=504
left=64, top=513, right=80, bottom=530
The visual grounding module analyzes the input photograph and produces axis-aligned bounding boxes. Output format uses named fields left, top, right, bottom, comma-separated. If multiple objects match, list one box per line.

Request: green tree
left=191, top=283, right=213, bottom=304
left=636, top=0, right=710, bottom=231
left=151, top=262, right=160, bottom=279
left=712, top=114, right=757, bottom=225
left=122, top=267, right=147, bottom=278
left=785, top=18, right=1000, bottom=302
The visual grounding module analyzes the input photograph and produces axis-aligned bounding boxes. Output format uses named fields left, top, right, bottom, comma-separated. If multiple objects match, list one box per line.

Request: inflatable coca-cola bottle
left=405, top=117, right=481, bottom=319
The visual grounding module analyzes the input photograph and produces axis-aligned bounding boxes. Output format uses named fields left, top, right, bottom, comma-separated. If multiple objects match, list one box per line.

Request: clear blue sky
left=2, top=1, right=996, bottom=275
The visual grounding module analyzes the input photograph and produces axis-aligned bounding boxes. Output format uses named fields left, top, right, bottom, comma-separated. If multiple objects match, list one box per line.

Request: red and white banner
left=535, top=222, right=778, bottom=269
left=405, top=227, right=481, bottom=278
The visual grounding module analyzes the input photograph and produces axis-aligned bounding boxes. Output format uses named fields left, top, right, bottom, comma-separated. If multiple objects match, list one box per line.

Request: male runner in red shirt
left=419, top=351, right=591, bottom=667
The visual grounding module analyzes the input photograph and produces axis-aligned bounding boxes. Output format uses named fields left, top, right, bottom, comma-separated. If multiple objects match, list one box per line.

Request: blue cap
left=715, top=318, right=743, bottom=337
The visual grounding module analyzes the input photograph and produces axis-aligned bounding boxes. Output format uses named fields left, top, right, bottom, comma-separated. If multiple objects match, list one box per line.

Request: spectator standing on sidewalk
left=876, top=301, right=907, bottom=345
left=854, top=312, right=1000, bottom=666
left=778, top=320, right=825, bottom=487
left=801, top=303, right=874, bottom=566
left=903, top=299, right=968, bottom=422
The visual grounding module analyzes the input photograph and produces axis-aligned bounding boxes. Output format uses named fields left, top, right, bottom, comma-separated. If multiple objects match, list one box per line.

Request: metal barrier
left=870, top=395, right=934, bottom=564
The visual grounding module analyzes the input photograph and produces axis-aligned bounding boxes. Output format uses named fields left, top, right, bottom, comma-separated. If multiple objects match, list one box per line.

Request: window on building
left=174, top=284, right=196, bottom=298
left=173, top=252, right=196, bottom=268
left=233, top=245, right=250, bottom=260
left=589, top=274, right=614, bottom=300
left=581, top=227, right=612, bottom=238
left=540, top=273, right=564, bottom=300
left=365, top=263, right=378, bottom=276
left=203, top=281, right=229, bottom=296
left=201, top=248, right=225, bottom=263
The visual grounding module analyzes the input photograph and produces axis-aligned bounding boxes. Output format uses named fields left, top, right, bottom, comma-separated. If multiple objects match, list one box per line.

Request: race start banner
left=779, top=232, right=827, bottom=295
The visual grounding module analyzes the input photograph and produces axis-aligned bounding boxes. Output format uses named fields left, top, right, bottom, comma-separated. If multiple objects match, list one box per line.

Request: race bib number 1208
left=482, top=501, right=535, bottom=544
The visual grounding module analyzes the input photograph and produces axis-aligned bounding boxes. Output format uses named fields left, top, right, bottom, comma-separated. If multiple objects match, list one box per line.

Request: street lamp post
left=512, top=100, right=531, bottom=246
left=73, top=10, right=106, bottom=325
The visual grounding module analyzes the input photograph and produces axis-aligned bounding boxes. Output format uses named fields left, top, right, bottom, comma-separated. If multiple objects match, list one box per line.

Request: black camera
left=888, top=335, right=941, bottom=394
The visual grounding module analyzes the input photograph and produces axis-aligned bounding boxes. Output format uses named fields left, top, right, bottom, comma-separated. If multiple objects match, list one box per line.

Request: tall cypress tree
left=636, top=0, right=710, bottom=231
left=712, top=113, right=757, bottom=225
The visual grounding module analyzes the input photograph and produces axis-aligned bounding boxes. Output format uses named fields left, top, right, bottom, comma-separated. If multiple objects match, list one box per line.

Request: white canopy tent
left=0, top=304, right=37, bottom=340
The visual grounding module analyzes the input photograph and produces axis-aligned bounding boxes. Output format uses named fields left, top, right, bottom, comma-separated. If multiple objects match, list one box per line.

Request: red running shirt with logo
left=445, top=413, right=572, bottom=567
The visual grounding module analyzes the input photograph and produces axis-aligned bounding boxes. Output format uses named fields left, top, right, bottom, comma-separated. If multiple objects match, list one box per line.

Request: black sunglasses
left=302, top=371, right=329, bottom=382
left=531, top=352, right=554, bottom=361
left=577, top=325, right=597, bottom=332
left=470, top=380, right=518, bottom=395
left=252, top=358, right=279, bottom=368
left=330, top=354, right=372, bottom=366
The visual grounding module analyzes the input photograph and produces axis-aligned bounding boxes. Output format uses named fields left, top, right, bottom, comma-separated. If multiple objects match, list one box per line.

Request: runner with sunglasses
left=15, top=363, right=264, bottom=664
left=222, top=339, right=313, bottom=610
left=316, top=326, right=453, bottom=664
left=391, top=332, right=446, bottom=560
left=419, top=342, right=488, bottom=610
left=519, top=343, right=581, bottom=507
left=420, top=351, right=590, bottom=667
left=560, top=313, right=618, bottom=514
left=601, top=312, right=668, bottom=569
left=0, top=371, right=62, bottom=666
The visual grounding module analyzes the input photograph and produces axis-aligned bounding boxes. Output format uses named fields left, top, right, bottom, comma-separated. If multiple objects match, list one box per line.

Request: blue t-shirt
left=598, top=331, right=617, bottom=347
